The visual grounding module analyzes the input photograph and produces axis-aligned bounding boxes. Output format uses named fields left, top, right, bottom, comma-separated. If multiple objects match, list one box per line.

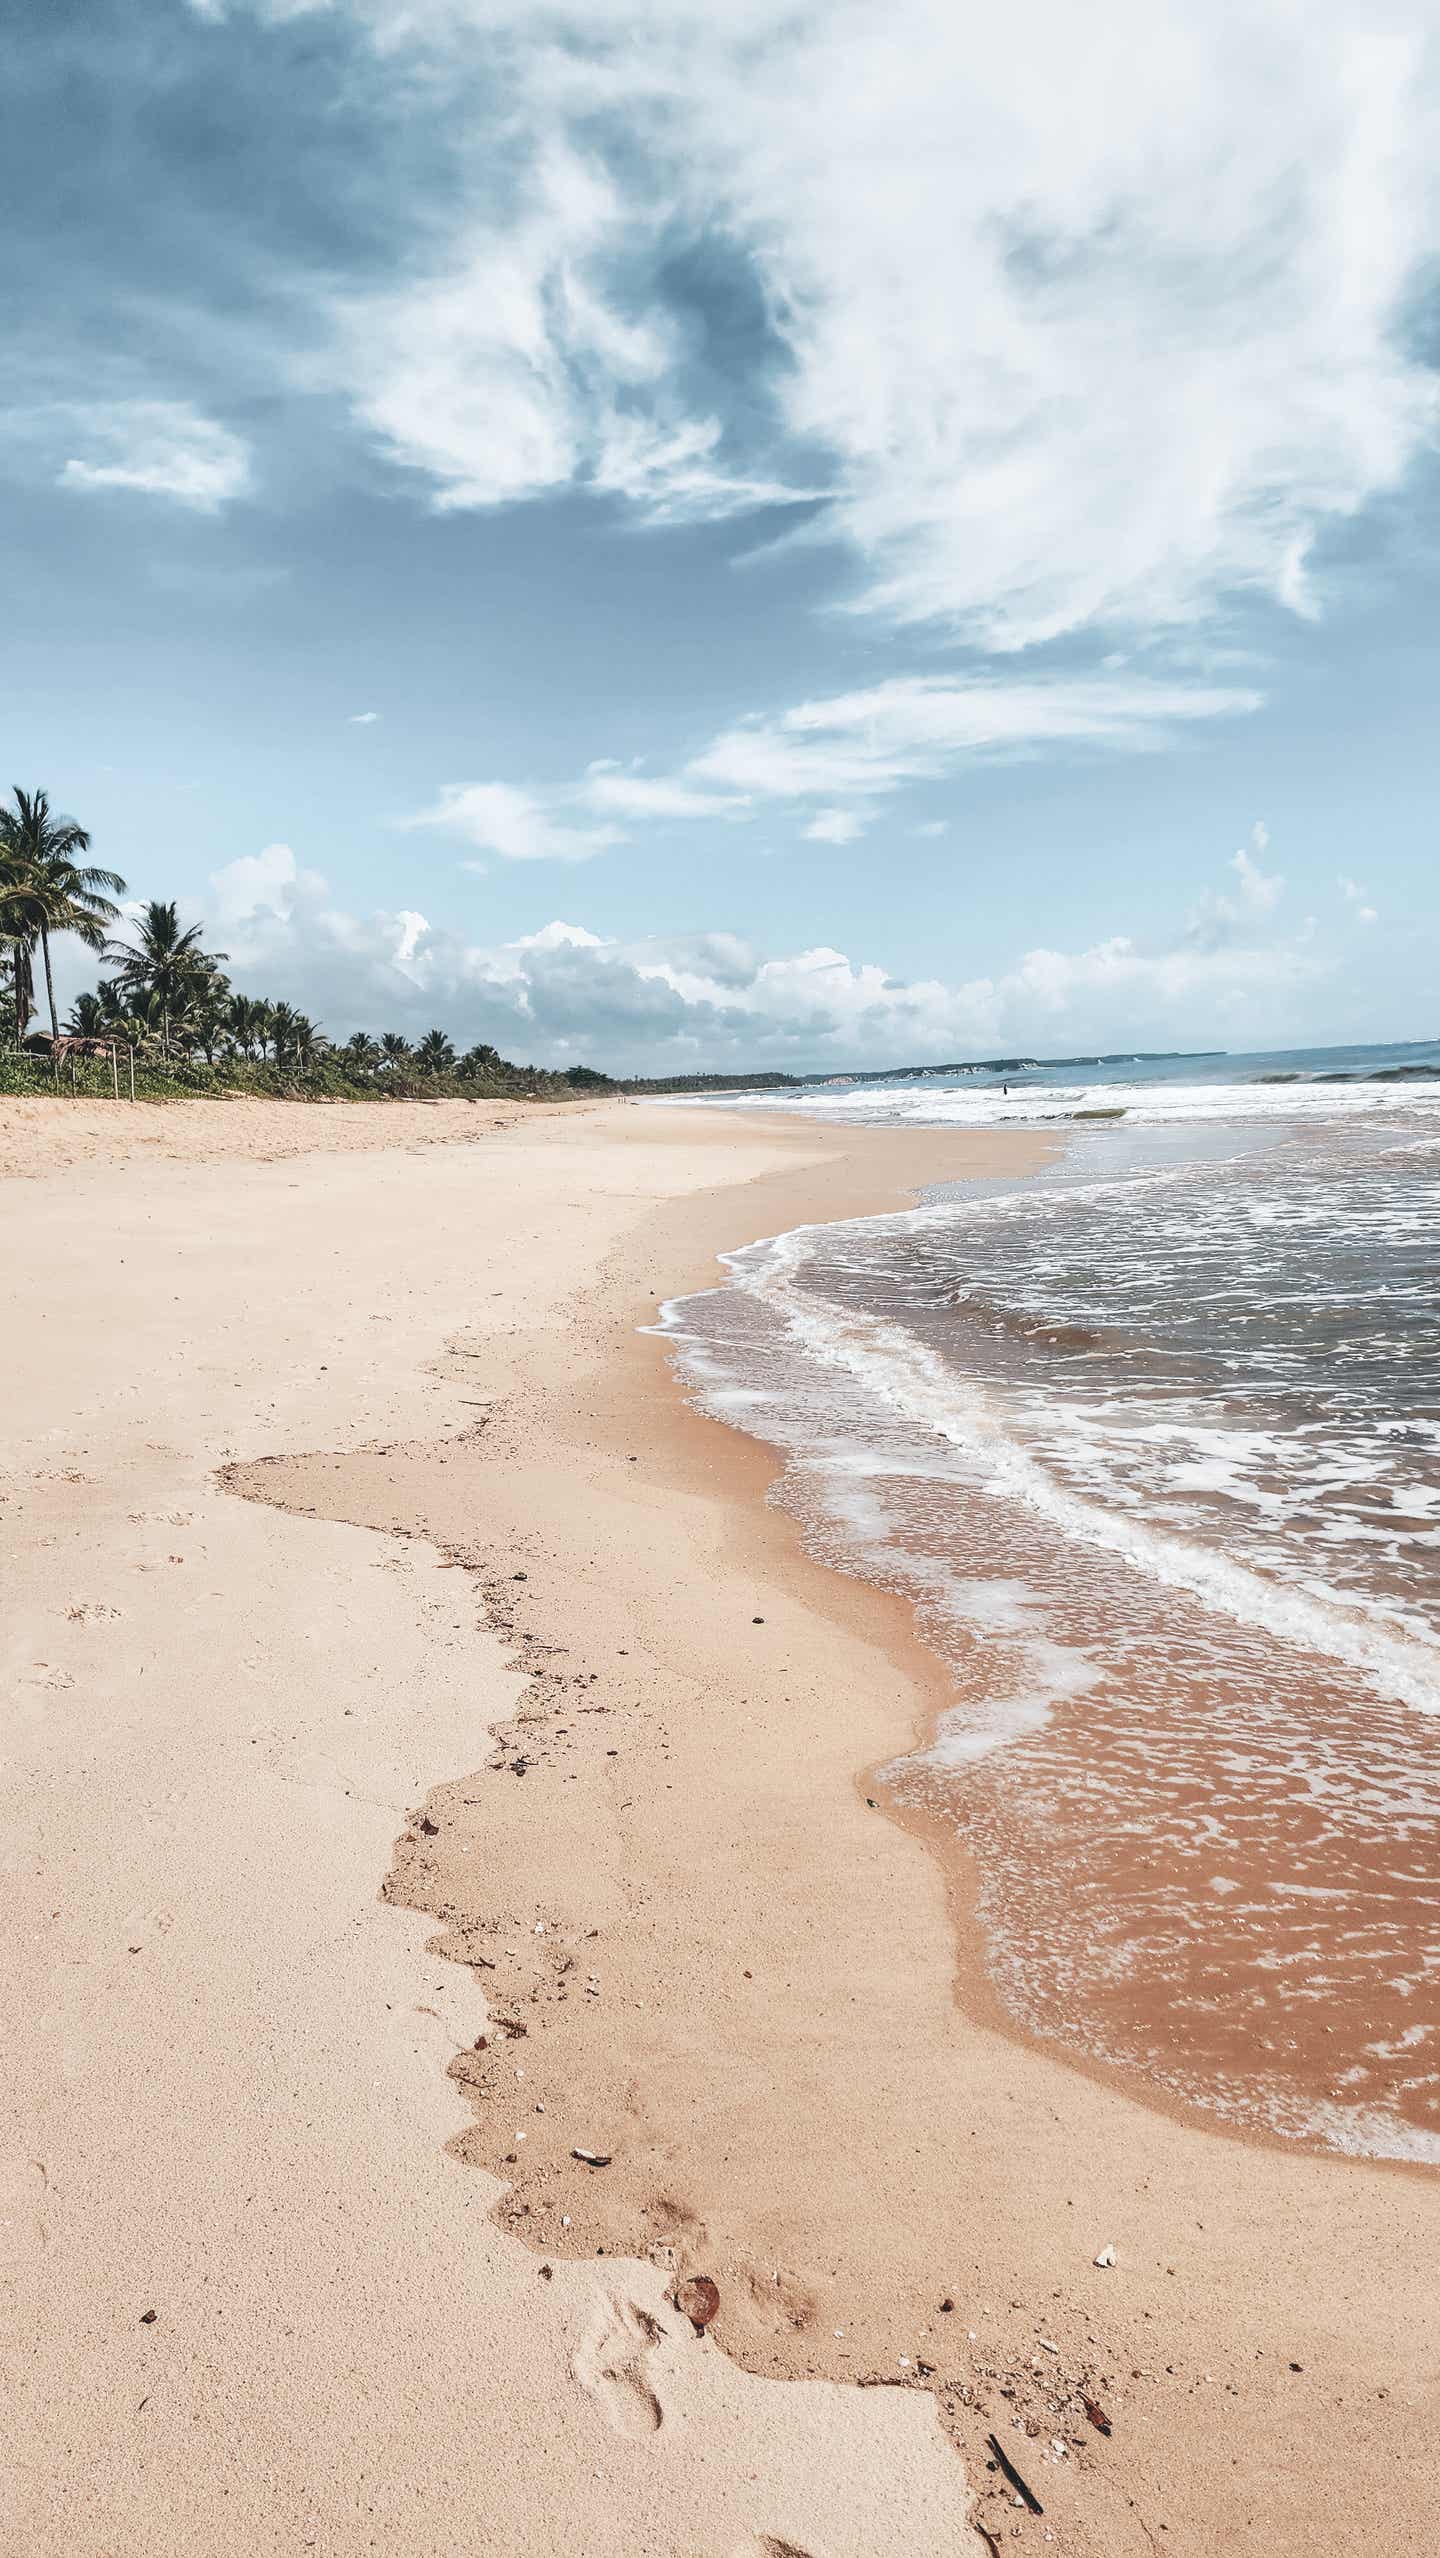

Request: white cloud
left=212, top=841, right=326, bottom=923
left=688, top=673, right=1259, bottom=798
left=404, top=672, right=1259, bottom=871
left=403, top=780, right=621, bottom=862
left=333, top=140, right=816, bottom=524
left=293, top=0, right=1440, bottom=646
left=1339, top=873, right=1379, bottom=922
left=1189, top=828, right=1294, bottom=949
left=204, top=836, right=1327, bottom=1069
left=348, top=710, right=380, bottom=725
left=1229, top=825, right=1285, bottom=913
left=579, top=763, right=745, bottom=819
left=56, top=401, right=251, bottom=511
left=803, top=809, right=866, bottom=845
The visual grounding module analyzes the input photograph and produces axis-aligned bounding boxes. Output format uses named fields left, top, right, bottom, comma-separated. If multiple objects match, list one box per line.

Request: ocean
left=654, top=1042, right=1440, bottom=2161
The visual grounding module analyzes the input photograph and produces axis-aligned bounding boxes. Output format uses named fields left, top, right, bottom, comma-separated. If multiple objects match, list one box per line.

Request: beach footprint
left=573, top=2292, right=667, bottom=2439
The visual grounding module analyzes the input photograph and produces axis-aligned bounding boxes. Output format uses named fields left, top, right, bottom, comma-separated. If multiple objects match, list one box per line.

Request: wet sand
left=4, top=1094, right=1436, bottom=2555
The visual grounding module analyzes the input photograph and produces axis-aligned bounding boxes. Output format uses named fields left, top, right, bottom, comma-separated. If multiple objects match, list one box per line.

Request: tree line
left=0, top=786, right=613, bottom=1099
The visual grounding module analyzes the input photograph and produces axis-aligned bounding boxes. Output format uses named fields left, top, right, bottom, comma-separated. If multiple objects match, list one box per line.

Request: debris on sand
left=572, top=2147, right=612, bottom=2167
left=986, top=2433, right=1044, bottom=2516
left=673, top=2275, right=720, bottom=2331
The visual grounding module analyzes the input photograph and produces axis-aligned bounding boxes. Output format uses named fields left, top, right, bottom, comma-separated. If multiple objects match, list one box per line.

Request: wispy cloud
left=348, top=710, right=381, bottom=725
left=278, top=0, right=1440, bottom=649
left=579, top=763, right=745, bottom=820
left=403, top=780, right=621, bottom=863
left=405, top=674, right=1260, bottom=866
left=687, top=674, right=1261, bottom=798
left=55, top=400, right=251, bottom=512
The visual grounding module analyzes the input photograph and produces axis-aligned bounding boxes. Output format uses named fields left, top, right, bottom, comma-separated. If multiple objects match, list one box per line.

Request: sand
left=3, top=1092, right=1435, bottom=2557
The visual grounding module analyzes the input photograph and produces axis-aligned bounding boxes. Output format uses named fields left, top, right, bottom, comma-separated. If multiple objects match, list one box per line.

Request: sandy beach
left=3, top=1094, right=1436, bottom=2557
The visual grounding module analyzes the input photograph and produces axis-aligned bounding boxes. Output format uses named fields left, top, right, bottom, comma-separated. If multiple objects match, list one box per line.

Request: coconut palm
left=379, top=1031, right=412, bottom=1070
left=0, top=788, right=126, bottom=1042
left=460, top=1041, right=501, bottom=1078
left=1, top=930, right=32, bottom=1043
left=291, top=1013, right=322, bottom=1067
left=342, top=1031, right=380, bottom=1074
left=94, top=979, right=165, bottom=1051
left=416, top=1028, right=456, bottom=1075
left=267, top=1001, right=297, bottom=1067
left=64, top=990, right=108, bottom=1038
left=107, top=899, right=226, bottom=1056
left=225, top=993, right=265, bottom=1060
left=189, top=993, right=232, bottom=1065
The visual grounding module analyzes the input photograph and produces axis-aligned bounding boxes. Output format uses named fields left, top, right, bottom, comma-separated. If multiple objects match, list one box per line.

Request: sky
left=6, top=0, right=1440, bottom=1072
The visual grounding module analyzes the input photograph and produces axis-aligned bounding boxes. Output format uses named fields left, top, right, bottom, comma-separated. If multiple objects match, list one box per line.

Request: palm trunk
left=40, top=927, right=59, bottom=1041
left=16, top=939, right=35, bottom=1041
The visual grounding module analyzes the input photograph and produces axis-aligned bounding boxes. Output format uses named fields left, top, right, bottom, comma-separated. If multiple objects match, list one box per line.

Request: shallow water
left=659, top=1105, right=1440, bottom=2161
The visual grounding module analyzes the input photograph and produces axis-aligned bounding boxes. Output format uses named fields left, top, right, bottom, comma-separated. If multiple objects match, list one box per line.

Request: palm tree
left=189, top=993, right=232, bottom=1065
left=0, top=930, right=32, bottom=1044
left=267, top=1001, right=299, bottom=1068
left=64, top=990, right=108, bottom=1038
left=379, top=1032, right=412, bottom=1071
left=107, top=899, right=226, bottom=1056
left=342, top=1031, right=380, bottom=1074
left=416, top=1028, right=456, bottom=1075
left=0, top=788, right=126, bottom=1042
left=291, top=1013, right=321, bottom=1068
left=97, top=979, right=165, bottom=1051
left=460, top=1041, right=501, bottom=1079
left=225, top=993, right=264, bottom=1060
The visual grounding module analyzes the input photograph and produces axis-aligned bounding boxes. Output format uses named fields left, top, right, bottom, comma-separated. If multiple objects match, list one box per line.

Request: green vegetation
left=0, top=785, right=614, bottom=1104
left=617, top=1070, right=804, bottom=1094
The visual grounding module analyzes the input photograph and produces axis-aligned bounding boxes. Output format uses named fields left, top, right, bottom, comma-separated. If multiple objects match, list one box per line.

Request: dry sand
left=3, top=1093, right=1435, bottom=2557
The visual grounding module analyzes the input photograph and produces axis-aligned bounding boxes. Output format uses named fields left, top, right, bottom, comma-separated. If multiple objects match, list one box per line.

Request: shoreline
left=6, top=1095, right=1436, bottom=2556
left=231, top=1105, right=1439, bottom=2555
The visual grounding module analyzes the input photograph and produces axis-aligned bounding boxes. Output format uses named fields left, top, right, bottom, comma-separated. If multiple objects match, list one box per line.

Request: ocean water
left=656, top=1048, right=1440, bottom=2161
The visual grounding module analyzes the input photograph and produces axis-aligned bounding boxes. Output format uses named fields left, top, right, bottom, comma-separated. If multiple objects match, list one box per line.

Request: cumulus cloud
left=252, top=0, right=1440, bottom=649
left=55, top=400, right=251, bottom=511
left=207, top=834, right=1326, bottom=1069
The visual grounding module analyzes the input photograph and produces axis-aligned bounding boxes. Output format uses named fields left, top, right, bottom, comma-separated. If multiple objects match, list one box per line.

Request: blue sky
left=6, top=0, right=1440, bottom=1069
